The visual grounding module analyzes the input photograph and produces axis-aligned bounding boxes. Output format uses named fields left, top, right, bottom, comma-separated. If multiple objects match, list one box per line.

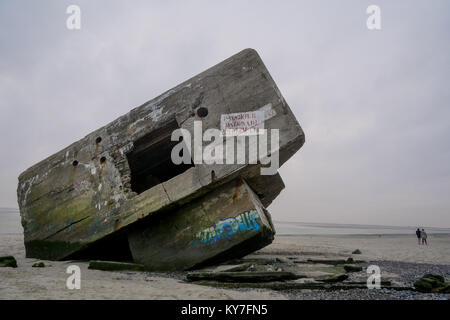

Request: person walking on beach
left=416, top=228, right=421, bottom=245
left=421, top=229, right=428, bottom=245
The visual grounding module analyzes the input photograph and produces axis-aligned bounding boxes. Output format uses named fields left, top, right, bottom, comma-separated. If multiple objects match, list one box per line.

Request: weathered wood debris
left=17, top=48, right=305, bottom=270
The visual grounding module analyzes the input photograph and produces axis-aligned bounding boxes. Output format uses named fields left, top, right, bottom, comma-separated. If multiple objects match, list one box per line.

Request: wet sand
left=1, top=233, right=449, bottom=299
left=259, top=233, right=450, bottom=265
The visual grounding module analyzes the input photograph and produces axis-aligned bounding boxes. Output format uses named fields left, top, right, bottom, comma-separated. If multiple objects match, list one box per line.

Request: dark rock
left=0, top=255, right=17, bottom=268
left=346, top=280, right=392, bottom=286
left=307, top=259, right=350, bottom=265
left=318, top=274, right=349, bottom=283
left=186, top=271, right=301, bottom=283
left=192, top=280, right=413, bottom=292
left=352, top=249, right=362, bottom=254
left=247, top=264, right=256, bottom=272
left=344, top=265, right=363, bottom=273
left=219, top=263, right=253, bottom=272
left=88, top=260, right=145, bottom=272
left=226, top=258, right=278, bottom=265
left=414, top=274, right=447, bottom=293
left=306, top=258, right=364, bottom=265
left=414, top=279, right=434, bottom=292
left=422, top=274, right=445, bottom=284
left=438, top=283, right=450, bottom=294
left=32, top=262, right=45, bottom=268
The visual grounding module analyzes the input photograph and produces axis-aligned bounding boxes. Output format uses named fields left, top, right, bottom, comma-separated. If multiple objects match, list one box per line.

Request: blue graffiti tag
left=191, top=209, right=262, bottom=247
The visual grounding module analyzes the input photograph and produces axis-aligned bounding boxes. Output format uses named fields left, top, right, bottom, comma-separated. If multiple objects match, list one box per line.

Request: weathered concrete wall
left=128, top=178, right=274, bottom=271
left=17, top=48, right=305, bottom=260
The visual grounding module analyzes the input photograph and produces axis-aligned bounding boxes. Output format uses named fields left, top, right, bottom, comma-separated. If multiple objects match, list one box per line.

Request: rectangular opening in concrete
left=126, top=120, right=194, bottom=194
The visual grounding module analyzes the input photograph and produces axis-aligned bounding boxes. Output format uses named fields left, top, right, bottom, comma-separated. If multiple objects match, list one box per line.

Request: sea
left=0, top=208, right=23, bottom=235
left=1, top=207, right=450, bottom=236
left=274, top=221, right=450, bottom=236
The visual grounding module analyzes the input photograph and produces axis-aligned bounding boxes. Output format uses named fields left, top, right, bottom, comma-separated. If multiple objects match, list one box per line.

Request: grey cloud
left=0, top=0, right=449, bottom=227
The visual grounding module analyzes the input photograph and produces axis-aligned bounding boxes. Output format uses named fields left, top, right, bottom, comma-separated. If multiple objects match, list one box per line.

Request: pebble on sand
left=32, top=262, right=45, bottom=268
left=0, top=255, right=17, bottom=268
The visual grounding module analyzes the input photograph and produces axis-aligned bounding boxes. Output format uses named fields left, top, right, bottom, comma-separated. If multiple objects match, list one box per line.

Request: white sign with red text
left=220, top=110, right=265, bottom=136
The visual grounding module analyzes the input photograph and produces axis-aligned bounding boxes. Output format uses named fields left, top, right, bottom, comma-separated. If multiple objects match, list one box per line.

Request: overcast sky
left=1, top=1, right=449, bottom=227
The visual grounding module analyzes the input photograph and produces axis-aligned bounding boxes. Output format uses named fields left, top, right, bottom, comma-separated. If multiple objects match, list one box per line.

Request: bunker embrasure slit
left=126, top=120, right=194, bottom=194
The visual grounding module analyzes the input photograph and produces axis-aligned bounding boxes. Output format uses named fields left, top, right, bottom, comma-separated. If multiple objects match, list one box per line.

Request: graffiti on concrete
left=191, top=209, right=262, bottom=246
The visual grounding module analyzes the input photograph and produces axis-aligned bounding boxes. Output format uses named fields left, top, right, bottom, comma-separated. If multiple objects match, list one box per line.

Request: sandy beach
left=261, top=234, right=450, bottom=265
left=1, top=233, right=449, bottom=300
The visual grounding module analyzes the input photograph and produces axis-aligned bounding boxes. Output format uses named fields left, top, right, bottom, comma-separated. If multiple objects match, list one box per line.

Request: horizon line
left=273, top=220, right=450, bottom=230
left=1, top=208, right=449, bottom=229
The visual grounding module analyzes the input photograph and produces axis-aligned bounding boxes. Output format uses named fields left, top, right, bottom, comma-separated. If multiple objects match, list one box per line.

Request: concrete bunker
left=17, top=49, right=305, bottom=270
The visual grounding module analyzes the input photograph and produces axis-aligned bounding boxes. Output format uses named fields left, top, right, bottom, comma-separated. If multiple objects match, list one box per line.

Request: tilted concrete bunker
left=17, top=49, right=305, bottom=270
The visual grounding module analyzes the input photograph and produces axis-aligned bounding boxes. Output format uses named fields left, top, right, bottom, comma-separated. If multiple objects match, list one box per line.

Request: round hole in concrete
left=72, top=160, right=79, bottom=167
left=197, top=107, right=208, bottom=118
left=96, top=137, right=102, bottom=144
left=100, top=157, right=106, bottom=164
